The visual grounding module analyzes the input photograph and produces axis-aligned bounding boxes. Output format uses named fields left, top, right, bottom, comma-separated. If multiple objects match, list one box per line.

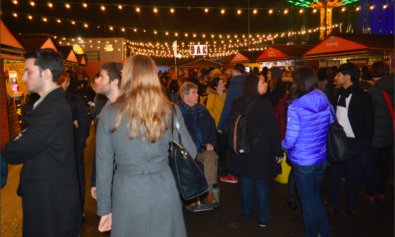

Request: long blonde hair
left=111, top=55, right=173, bottom=143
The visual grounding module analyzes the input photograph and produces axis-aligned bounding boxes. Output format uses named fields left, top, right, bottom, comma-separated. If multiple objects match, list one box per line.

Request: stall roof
left=230, top=51, right=265, bottom=63
left=304, top=33, right=394, bottom=56
left=76, top=54, right=87, bottom=66
left=17, top=34, right=58, bottom=52
left=1, top=20, right=24, bottom=51
left=257, top=45, right=313, bottom=61
left=57, top=46, right=78, bottom=63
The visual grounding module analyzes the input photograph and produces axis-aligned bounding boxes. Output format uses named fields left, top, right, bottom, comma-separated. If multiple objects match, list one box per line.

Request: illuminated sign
left=190, top=45, right=208, bottom=56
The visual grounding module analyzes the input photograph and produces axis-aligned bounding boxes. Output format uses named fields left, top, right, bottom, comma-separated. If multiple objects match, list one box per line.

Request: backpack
left=169, top=80, right=179, bottom=93
left=228, top=97, right=264, bottom=155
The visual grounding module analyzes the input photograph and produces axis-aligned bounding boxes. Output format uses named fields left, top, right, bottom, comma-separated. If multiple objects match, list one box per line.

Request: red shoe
left=374, top=193, right=385, bottom=203
left=220, top=175, right=238, bottom=183
left=359, top=194, right=375, bottom=205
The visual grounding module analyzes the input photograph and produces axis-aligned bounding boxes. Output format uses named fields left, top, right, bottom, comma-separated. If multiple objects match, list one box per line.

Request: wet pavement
left=1, top=124, right=394, bottom=237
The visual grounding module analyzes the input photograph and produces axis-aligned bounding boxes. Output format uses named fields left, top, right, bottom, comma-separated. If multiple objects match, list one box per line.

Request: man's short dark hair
left=101, top=62, right=123, bottom=89
left=192, top=71, right=198, bottom=77
left=24, top=48, right=64, bottom=83
left=338, top=63, right=360, bottom=85
left=253, top=67, right=259, bottom=73
left=234, top=63, right=245, bottom=74
left=331, top=66, right=338, bottom=72
left=369, top=61, right=390, bottom=78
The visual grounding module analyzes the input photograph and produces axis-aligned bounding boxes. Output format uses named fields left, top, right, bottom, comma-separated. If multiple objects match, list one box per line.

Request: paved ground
left=1, top=125, right=394, bottom=237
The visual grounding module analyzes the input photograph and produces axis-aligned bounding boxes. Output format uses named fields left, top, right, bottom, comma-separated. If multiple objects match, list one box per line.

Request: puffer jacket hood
left=375, top=74, right=394, bottom=93
left=292, top=89, right=330, bottom=113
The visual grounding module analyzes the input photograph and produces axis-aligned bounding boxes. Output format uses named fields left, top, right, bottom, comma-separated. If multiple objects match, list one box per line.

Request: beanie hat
left=269, top=67, right=283, bottom=81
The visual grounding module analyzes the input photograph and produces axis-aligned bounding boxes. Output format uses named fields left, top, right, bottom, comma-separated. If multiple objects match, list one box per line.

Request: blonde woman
left=96, top=55, right=197, bottom=236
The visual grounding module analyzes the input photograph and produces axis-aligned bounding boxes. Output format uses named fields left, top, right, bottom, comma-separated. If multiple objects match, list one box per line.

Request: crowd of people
left=1, top=47, right=393, bottom=237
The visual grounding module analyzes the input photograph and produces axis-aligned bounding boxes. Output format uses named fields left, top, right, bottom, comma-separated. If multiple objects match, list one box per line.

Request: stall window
left=379, top=27, right=382, bottom=33
left=385, top=17, right=389, bottom=23
left=379, top=17, right=383, bottom=23
left=105, top=44, right=113, bottom=52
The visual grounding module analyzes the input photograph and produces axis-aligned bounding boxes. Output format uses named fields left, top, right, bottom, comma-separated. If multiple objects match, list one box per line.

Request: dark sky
left=2, top=0, right=288, bottom=44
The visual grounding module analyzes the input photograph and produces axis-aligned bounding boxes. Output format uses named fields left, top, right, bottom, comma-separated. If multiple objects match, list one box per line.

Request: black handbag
left=326, top=105, right=356, bottom=165
left=169, top=107, right=209, bottom=200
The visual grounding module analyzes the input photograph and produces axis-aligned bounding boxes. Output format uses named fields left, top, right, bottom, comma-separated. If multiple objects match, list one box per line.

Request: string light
left=253, top=9, right=257, bottom=14
left=342, top=7, right=346, bottom=11
left=43, top=17, right=47, bottom=22
left=165, top=32, right=169, bottom=35
left=118, top=5, right=122, bottom=9
left=83, top=3, right=87, bottom=8
left=383, top=4, right=388, bottom=9
left=29, top=1, right=35, bottom=6
left=28, top=15, right=33, bottom=20
left=299, top=9, right=303, bottom=13
left=170, top=8, right=174, bottom=13
left=110, top=26, right=113, bottom=30
left=48, top=2, right=53, bottom=8
left=356, top=6, right=360, bottom=11
left=84, top=23, right=88, bottom=28
left=136, top=7, right=140, bottom=12
left=71, top=21, right=75, bottom=24
left=154, top=31, right=157, bottom=34
left=13, top=13, right=17, bottom=17
left=284, top=9, right=288, bottom=14
left=313, top=9, right=317, bottom=13
left=205, top=8, right=209, bottom=13
left=134, top=29, right=137, bottom=32
left=65, top=3, right=70, bottom=8
left=221, top=9, right=225, bottom=14
left=13, top=0, right=18, bottom=4
left=101, top=5, right=105, bottom=10
left=269, top=9, right=273, bottom=14
left=122, top=28, right=125, bottom=31
left=154, top=8, right=158, bottom=13
left=237, top=9, right=241, bottom=14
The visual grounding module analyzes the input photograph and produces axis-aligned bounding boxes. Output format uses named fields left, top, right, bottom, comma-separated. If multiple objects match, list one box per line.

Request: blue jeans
left=293, top=160, right=331, bottom=237
left=239, top=176, right=270, bottom=225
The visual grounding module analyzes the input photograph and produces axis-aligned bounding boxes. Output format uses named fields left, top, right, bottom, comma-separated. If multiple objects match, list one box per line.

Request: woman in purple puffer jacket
left=282, top=67, right=335, bottom=237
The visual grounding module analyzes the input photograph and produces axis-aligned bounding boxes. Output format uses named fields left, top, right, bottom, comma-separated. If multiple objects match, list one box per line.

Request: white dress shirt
left=336, top=94, right=355, bottom=138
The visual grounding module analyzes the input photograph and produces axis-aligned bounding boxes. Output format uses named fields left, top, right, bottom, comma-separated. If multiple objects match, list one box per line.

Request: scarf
left=337, top=83, right=358, bottom=108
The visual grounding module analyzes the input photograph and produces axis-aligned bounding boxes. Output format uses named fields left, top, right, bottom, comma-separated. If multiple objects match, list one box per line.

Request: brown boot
left=327, top=207, right=339, bottom=221
left=204, top=192, right=218, bottom=208
left=346, top=210, right=364, bottom=225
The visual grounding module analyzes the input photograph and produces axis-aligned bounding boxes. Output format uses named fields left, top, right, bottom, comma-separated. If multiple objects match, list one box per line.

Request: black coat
left=3, top=87, right=83, bottom=237
left=65, top=91, right=90, bottom=148
left=265, top=81, right=286, bottom=107
left=368, top=74, right=394, bottom=147
left=227, top=96, right=283, bottom=180
left=331, top=86, right=375, bottom=144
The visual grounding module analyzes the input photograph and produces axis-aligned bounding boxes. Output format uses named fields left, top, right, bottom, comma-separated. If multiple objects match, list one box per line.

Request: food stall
left=303, top=33, right=394, bottom=72
left=256, top=45, right=315, bottom=70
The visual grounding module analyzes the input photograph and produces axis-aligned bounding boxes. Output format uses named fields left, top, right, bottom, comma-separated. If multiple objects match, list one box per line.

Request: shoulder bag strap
left=171, top=105, right=182, bottom=143
left=382, top=90, right=394, bottom=120
left=326, top=99, right=338, bottom=122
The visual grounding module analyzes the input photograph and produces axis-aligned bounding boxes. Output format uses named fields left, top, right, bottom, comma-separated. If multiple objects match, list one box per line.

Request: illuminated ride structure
left=286, top=0, right=359, bottom=39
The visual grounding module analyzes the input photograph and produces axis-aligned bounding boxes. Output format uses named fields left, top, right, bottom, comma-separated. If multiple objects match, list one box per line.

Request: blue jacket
left=218, top=74, right=245, bottom=132
left=282, top=89, right=335, bottom=166
left=178, top=102, right=217, bottom=152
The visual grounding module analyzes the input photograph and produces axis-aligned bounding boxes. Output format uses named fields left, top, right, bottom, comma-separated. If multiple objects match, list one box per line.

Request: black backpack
left=169, top=80, right=179, bottom=93
left=228, top=97, right=264, bottom=155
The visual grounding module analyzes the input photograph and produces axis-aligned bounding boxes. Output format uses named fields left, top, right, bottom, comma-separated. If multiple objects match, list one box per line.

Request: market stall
left=230, top=50, right=265, bottom=72
left=303, top=33, right=394, bottom=72
left=256, top=45, right=314, bottom=70
left=1, top=20, right=26, bottom=149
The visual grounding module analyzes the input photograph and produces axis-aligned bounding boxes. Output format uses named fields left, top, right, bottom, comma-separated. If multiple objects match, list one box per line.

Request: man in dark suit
left=3, top=48, right=83, bottom=237
left=327, top=63, right=374, bottom=225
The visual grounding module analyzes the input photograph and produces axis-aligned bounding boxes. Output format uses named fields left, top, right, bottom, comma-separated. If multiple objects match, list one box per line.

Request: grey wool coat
left=96, top=104, right=197, bottom=237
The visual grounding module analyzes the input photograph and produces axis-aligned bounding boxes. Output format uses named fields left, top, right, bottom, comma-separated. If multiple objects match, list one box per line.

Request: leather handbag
left=326, top=105, right=356, bottom=165
left=169, top=107, right=209, bottom=200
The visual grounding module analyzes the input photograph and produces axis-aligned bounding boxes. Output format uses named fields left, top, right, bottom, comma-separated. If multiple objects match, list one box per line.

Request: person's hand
left=206, top=144, right=214, bottom=151
left=14, top=133, right=22, bottom=141
left=98, top=213, right=112, bottom=232
left=276, top=157, right=284, bottom=164
left=217, top=129, right=222, bottom=134
left=91, top=187, right=97, bottom=200
left=73, top=120, right=79, bottom=128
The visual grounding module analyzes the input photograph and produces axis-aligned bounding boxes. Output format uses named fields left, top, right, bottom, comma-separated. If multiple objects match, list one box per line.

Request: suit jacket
left=3, top=87, right=83, bottom=237
left=331, top=86, right=375, bottom=144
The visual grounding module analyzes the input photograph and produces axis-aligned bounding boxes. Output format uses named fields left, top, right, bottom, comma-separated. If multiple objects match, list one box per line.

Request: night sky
left=2, top=0, right=289, bottom=44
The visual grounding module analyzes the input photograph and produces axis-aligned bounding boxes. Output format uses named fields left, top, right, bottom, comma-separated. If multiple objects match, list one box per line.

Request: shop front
left=303, top=33, right=394, bottom=72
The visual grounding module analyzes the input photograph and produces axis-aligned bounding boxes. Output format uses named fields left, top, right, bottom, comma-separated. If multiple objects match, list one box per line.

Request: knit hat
left=269, top=67, right=283, bottom=81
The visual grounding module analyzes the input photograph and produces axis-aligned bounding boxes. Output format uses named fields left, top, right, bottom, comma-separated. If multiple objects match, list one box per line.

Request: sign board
left=319, top=59, right=340, bottom=68
left=190, top=45, right=208, bottom=56
left=346, top=58, right=370, bottom=67
left=295, top=57, right=306, bottom=69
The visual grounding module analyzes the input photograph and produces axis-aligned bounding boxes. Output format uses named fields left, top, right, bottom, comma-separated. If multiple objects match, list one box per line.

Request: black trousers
left=216, top=131, right=228, bottom=165
left=366, top=146, right=392, bottom=196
